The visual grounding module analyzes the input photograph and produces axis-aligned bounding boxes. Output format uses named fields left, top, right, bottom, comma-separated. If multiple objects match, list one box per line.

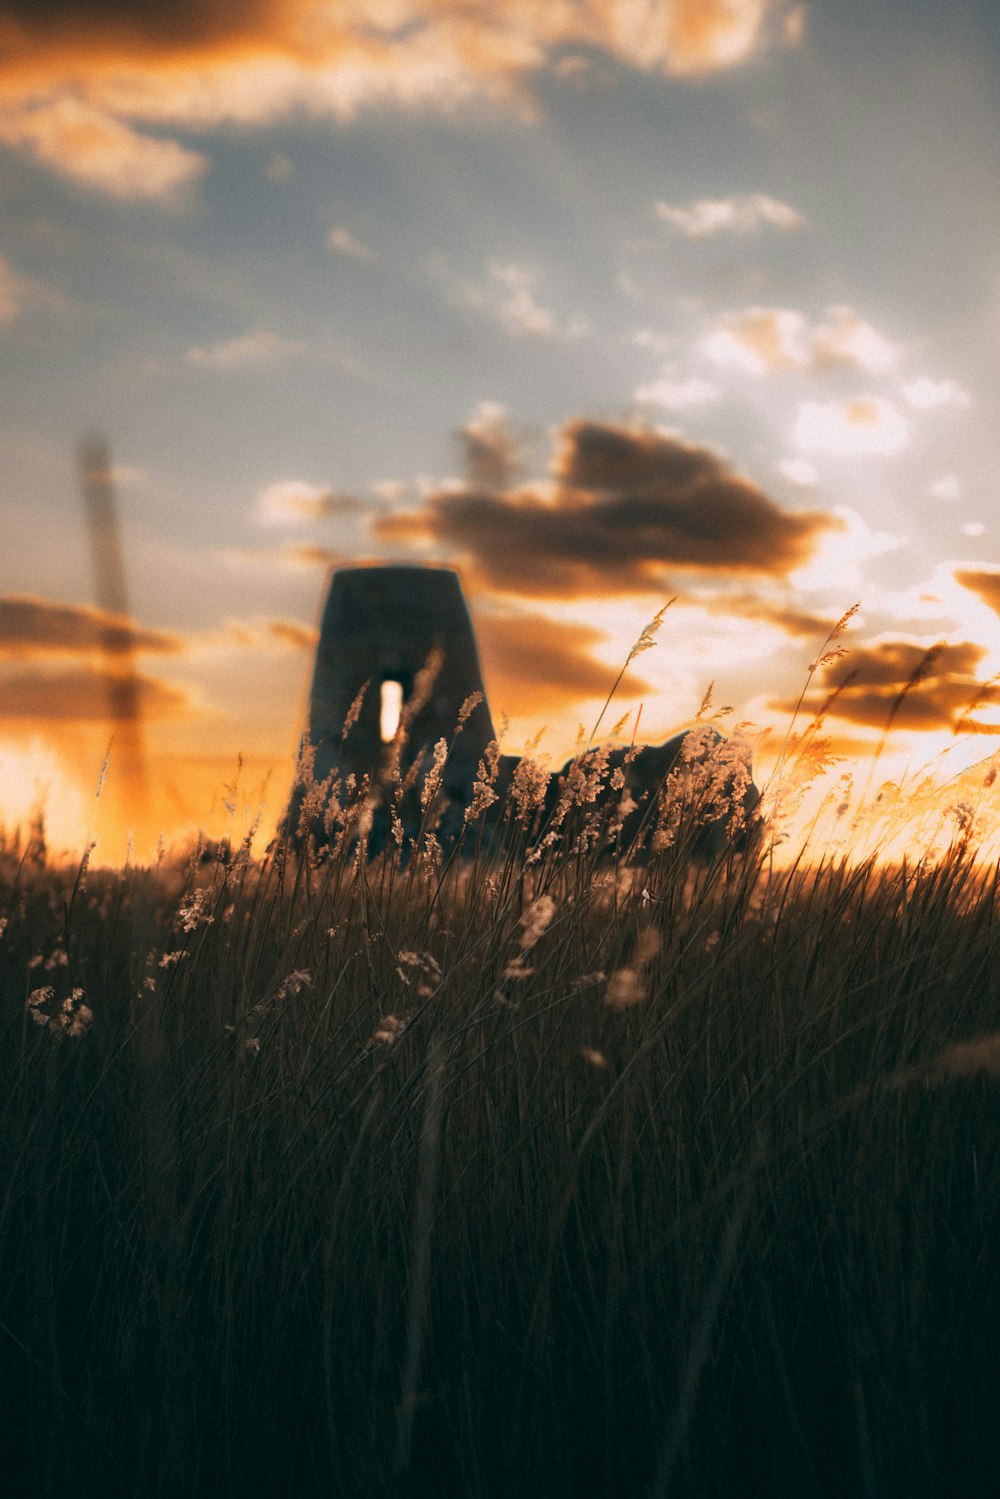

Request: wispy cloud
left=633, top=371, right=719, bottom=411
left=459, top=400, right=522, bottom=489
left=656, top=191, right=805, bottom=238
left=457, top=261, right=589, bottom=341
left=703, top=305, right=898, bottom=376
left=0, top=97, right=207, bottom=203
left=903, top=377, right=972, bottom=411
left=792, top=397, right=910, bottom=458
left=186, top=330, right=308, bottom=371
left=328, top=225, right=376, bottom=262
left=256, top=480, right=361, bottom=526
left=777, top=457, right=818, bottom=487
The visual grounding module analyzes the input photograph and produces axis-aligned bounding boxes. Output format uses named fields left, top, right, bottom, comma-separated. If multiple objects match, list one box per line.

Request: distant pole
left=78, top=433, right=149, bottom=837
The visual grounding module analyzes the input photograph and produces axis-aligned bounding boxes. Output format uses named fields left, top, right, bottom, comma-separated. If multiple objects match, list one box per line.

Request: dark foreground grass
left=3, top=793, right=1000, bottom=1498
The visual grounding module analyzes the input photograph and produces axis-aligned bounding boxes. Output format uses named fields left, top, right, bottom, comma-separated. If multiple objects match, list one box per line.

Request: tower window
left=380, top=679, right=404, bottom=743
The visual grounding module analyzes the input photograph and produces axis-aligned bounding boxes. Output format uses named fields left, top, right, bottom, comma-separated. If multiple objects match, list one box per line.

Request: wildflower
left=420, top=738, right=450, bottom=812
left=605, top=967, right=647, bottom=1010
left=456, top=691, right=483, bottom=731
left=605, top=924, right=660, bottom=1010
left=631, top=601, right=673, bottom=657
left=27, top=986, right=54, bottom=1026
left=158, top=950, right=189, bottom=968
left=390, top=806, right=405, bottom=848
left=53, top=990, right=93, bottom=1039
left=502, top=958, right=534, bottom=981
left=275, top=969, right=312, bottom=1002
left=372, top=1013, right=407, bottom=1045
left=178, top=887, right=214, bottom=933
left=464, top=740, right=502, bottom=824
left=511, top=755, right=550, bottom=822
left=396, top=951, right=442, bottom=998
left=342, top=678, right=369, bottom=739
left=518, top=894, right=556, bottom=949
left=634, top=925, right=661, bottom=965
left=581, top=1047, right=608, bottom=1069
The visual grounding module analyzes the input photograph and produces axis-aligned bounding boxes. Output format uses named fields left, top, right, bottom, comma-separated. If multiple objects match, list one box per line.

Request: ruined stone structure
left=288, top=563, right=760, bottom=857
left=288, top=565, right=496, bottom=846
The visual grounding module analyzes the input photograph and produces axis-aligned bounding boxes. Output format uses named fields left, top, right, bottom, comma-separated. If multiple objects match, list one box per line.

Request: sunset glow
left=3, top=0, right=1000, bottom=862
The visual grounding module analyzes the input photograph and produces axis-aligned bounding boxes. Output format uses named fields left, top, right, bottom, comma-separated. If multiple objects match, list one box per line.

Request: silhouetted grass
left=3, top=743, right=1000, bottom=1498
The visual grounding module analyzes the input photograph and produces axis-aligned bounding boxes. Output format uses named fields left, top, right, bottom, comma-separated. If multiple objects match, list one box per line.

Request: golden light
left=0, top=739, right=90, bottom=852
left=380, top=679, right=404, bottom=743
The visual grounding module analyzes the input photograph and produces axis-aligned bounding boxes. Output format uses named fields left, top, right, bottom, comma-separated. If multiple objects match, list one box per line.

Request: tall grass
left=2, top=737, right=1000, bottom=1498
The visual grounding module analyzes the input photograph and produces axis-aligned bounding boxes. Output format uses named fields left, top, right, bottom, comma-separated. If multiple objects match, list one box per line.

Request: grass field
left=3, top=736, right=1000, bottom=1498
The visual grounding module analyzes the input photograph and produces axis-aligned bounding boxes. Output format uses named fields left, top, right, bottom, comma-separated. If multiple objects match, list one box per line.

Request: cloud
left=700, top=592, right=841, bottom=639
left=792, top=397, right=910, bottom=458
left=0, top=3, right=799, bottom=200
left=0, top=662, right=189, bottom=720
left=256, top=480, right=361, bottom=526
left=777, top=457, right=818, bottom=486
left=633, top=372, right=719, bottom=411
left=476, top=607, right=651, bottom=715
left=328, top=225, right=376, bottom=262
left=457, top=261, right=588, bottom=341
left=373, top=418, right=838, bottom=597
left=810, top=307, right=898, bottom=373
left=703, top=307, right=809, bottom=373
left=656, top=191, right=804, bottom=238
left=279, top=543, right=352, bottom=569
left=903, top=377, right=972, bottom=411
left=267, top=618, right=318, bottom=652
left=954, top=567, right=1000, bottom=616
left=0, top=594, right=181, bottom=656
left=0, top=96, right=207, bottom=201
left=771, top=637, right=1000, bottom=732
left=459, top=401, right=521, bottom=490
left=702, top=305, right=898, bottom=376
left=186, top=330, right=307, bottom=371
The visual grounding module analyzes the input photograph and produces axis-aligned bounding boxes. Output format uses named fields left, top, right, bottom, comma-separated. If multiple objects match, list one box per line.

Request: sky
left=2, top=0, right=1000, bottom=859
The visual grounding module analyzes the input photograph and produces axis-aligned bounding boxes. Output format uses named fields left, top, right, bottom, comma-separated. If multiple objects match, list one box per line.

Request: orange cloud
left=699, top=592, right=839, bottom=639
left=267, top=618, right=318, bottom=651
left=0, top=662, right=190, bottom=720
left=375, top=418, right=837, bottom=597
left=0, top=94, right=207, bottom=199
left=0, top=1, right=797, bottom=197
left=954, top=567, right=1000, bottom=615
left=0, top=595, right=181, bottom=656
left=772, top=638, right=1000, bottom=733
left=476, top=607, right=651, bottom=716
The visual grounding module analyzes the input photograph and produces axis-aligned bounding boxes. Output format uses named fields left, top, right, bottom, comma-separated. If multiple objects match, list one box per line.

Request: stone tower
left=289, top=565, right=496, bottom=844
